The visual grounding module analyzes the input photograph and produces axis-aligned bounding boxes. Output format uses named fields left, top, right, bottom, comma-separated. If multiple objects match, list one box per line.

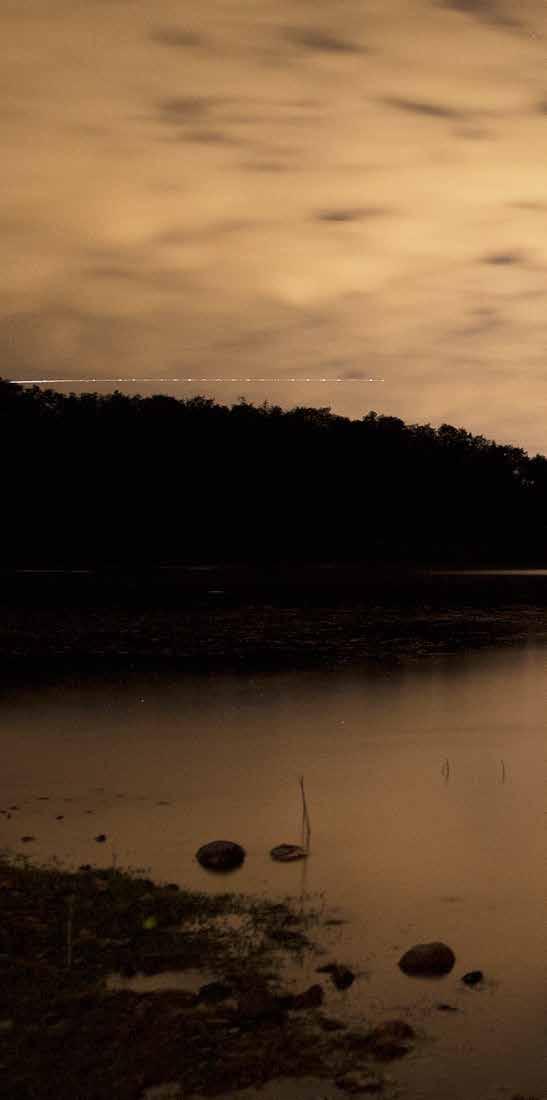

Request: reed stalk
left=299, top=775, right=311, bottom=852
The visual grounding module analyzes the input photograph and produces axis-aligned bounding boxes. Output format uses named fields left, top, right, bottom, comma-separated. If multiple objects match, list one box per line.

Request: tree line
left=2, top=379, right=546, bottom=565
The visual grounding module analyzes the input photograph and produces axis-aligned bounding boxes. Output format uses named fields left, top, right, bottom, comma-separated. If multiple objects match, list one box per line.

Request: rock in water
left=365, top=1019, right=415, bottom=1061
left=462, top=970, right=483, bottom=986
left=270, top=843, right=308, bottom=862
left=398, top=942, right=455, bottom=976
left=196, top=840, right=245, bottom=871
left=316, top=962, right=355, bottom=989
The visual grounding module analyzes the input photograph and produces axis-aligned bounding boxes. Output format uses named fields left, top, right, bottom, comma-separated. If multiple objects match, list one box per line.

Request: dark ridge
left=0, top=380, right=545, bottom=568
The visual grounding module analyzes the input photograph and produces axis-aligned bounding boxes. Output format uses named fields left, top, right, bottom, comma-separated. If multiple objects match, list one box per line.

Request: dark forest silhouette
left=2, top=379, right=546, bottom=566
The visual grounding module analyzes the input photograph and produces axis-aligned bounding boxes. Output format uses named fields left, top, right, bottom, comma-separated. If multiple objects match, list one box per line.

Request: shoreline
left=0, top=853, right=413, bottom=1099
left=0, top=603, right=545, bottom=685
left=2, top=564, right=547, bottom=680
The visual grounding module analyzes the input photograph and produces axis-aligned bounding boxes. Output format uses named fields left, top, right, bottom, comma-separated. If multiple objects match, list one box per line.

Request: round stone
left=398, top=942, right=455, bottom=976
left=196, top=840, right=245, bottom=871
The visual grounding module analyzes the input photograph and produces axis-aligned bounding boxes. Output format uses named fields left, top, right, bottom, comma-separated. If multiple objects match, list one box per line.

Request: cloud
left=435, top=1, right=522, bottom=30
left=481, top=251, right=523, bottom=264
left=447, top=307, right=502, bottom=337
left=453, top=125, right=493, bottom=140
left=283, top=27, right=365, bottom=53
left=342, top=368, right=375, bottom=380
left=84, top=264, right=194, bottom=292
left=157, top=97, right=214, bottom=126
left=156, top=220, right=256, bottom=246
left=382, top=97, right=465, bottom=120
left=149, top=26, right=203, bottom=49
left=316, top=208, right=392, bottom=222
left=176, top=129, right=239, bottom=145
left=508, top=200, right=547, bottom=210
left=241, top=160, right=294, bottom=173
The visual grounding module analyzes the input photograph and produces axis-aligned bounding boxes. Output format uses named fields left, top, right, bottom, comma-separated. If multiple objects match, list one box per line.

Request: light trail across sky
left=10, top=377, right=385, bottom=385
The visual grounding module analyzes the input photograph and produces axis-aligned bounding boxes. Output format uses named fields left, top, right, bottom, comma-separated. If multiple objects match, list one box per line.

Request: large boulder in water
left=398, top=942, right=455, bottom=976
left=196, top=840, right=245, bottom=872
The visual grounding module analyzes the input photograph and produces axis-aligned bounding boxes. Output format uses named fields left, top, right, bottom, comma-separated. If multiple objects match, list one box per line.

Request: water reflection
left=2, top=645, right=547, bottom=1097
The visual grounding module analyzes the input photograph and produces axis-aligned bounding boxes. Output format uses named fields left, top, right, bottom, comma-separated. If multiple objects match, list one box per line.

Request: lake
left=2, top=642, right=547, bottom=1099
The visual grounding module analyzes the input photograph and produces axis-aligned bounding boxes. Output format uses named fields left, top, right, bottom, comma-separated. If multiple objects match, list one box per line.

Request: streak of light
left=10, top=377, right=385, bottom=385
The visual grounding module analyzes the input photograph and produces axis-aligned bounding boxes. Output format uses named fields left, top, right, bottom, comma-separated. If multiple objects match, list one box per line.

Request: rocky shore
left=0, top=855, right=421, bottom=1099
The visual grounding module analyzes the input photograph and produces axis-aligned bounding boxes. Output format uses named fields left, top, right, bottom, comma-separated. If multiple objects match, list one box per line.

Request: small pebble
left=94, top=834, right=107, bottom=843
left=462, top=970, right=483, bottom=986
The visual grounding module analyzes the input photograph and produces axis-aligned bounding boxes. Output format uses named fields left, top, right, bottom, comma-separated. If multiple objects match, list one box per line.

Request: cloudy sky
left=5, top=0, right=547, bottom=452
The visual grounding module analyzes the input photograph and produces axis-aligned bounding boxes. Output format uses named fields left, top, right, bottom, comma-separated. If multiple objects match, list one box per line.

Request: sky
left=5, top=0, right=547, bottom=454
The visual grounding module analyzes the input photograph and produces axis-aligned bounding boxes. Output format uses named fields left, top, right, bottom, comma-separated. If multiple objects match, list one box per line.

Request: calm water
left=2, top=644, right=547, bottom=1099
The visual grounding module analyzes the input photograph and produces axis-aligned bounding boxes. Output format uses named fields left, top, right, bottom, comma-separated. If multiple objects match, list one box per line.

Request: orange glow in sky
left=4, top=0, right=547, bottom=452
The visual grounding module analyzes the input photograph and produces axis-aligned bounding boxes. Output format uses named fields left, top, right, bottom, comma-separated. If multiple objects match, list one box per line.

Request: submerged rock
left=370, top=1020, right=415, bottom=1041
left=365, top=1019, right=415, bottom=1061
left=398, top=941, right=455, bottom=976
left=316, top=962, right=355, bottom=989
left=270, top=843, right=308, bottom=862
left=196, top=840, right=245, bottom=872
